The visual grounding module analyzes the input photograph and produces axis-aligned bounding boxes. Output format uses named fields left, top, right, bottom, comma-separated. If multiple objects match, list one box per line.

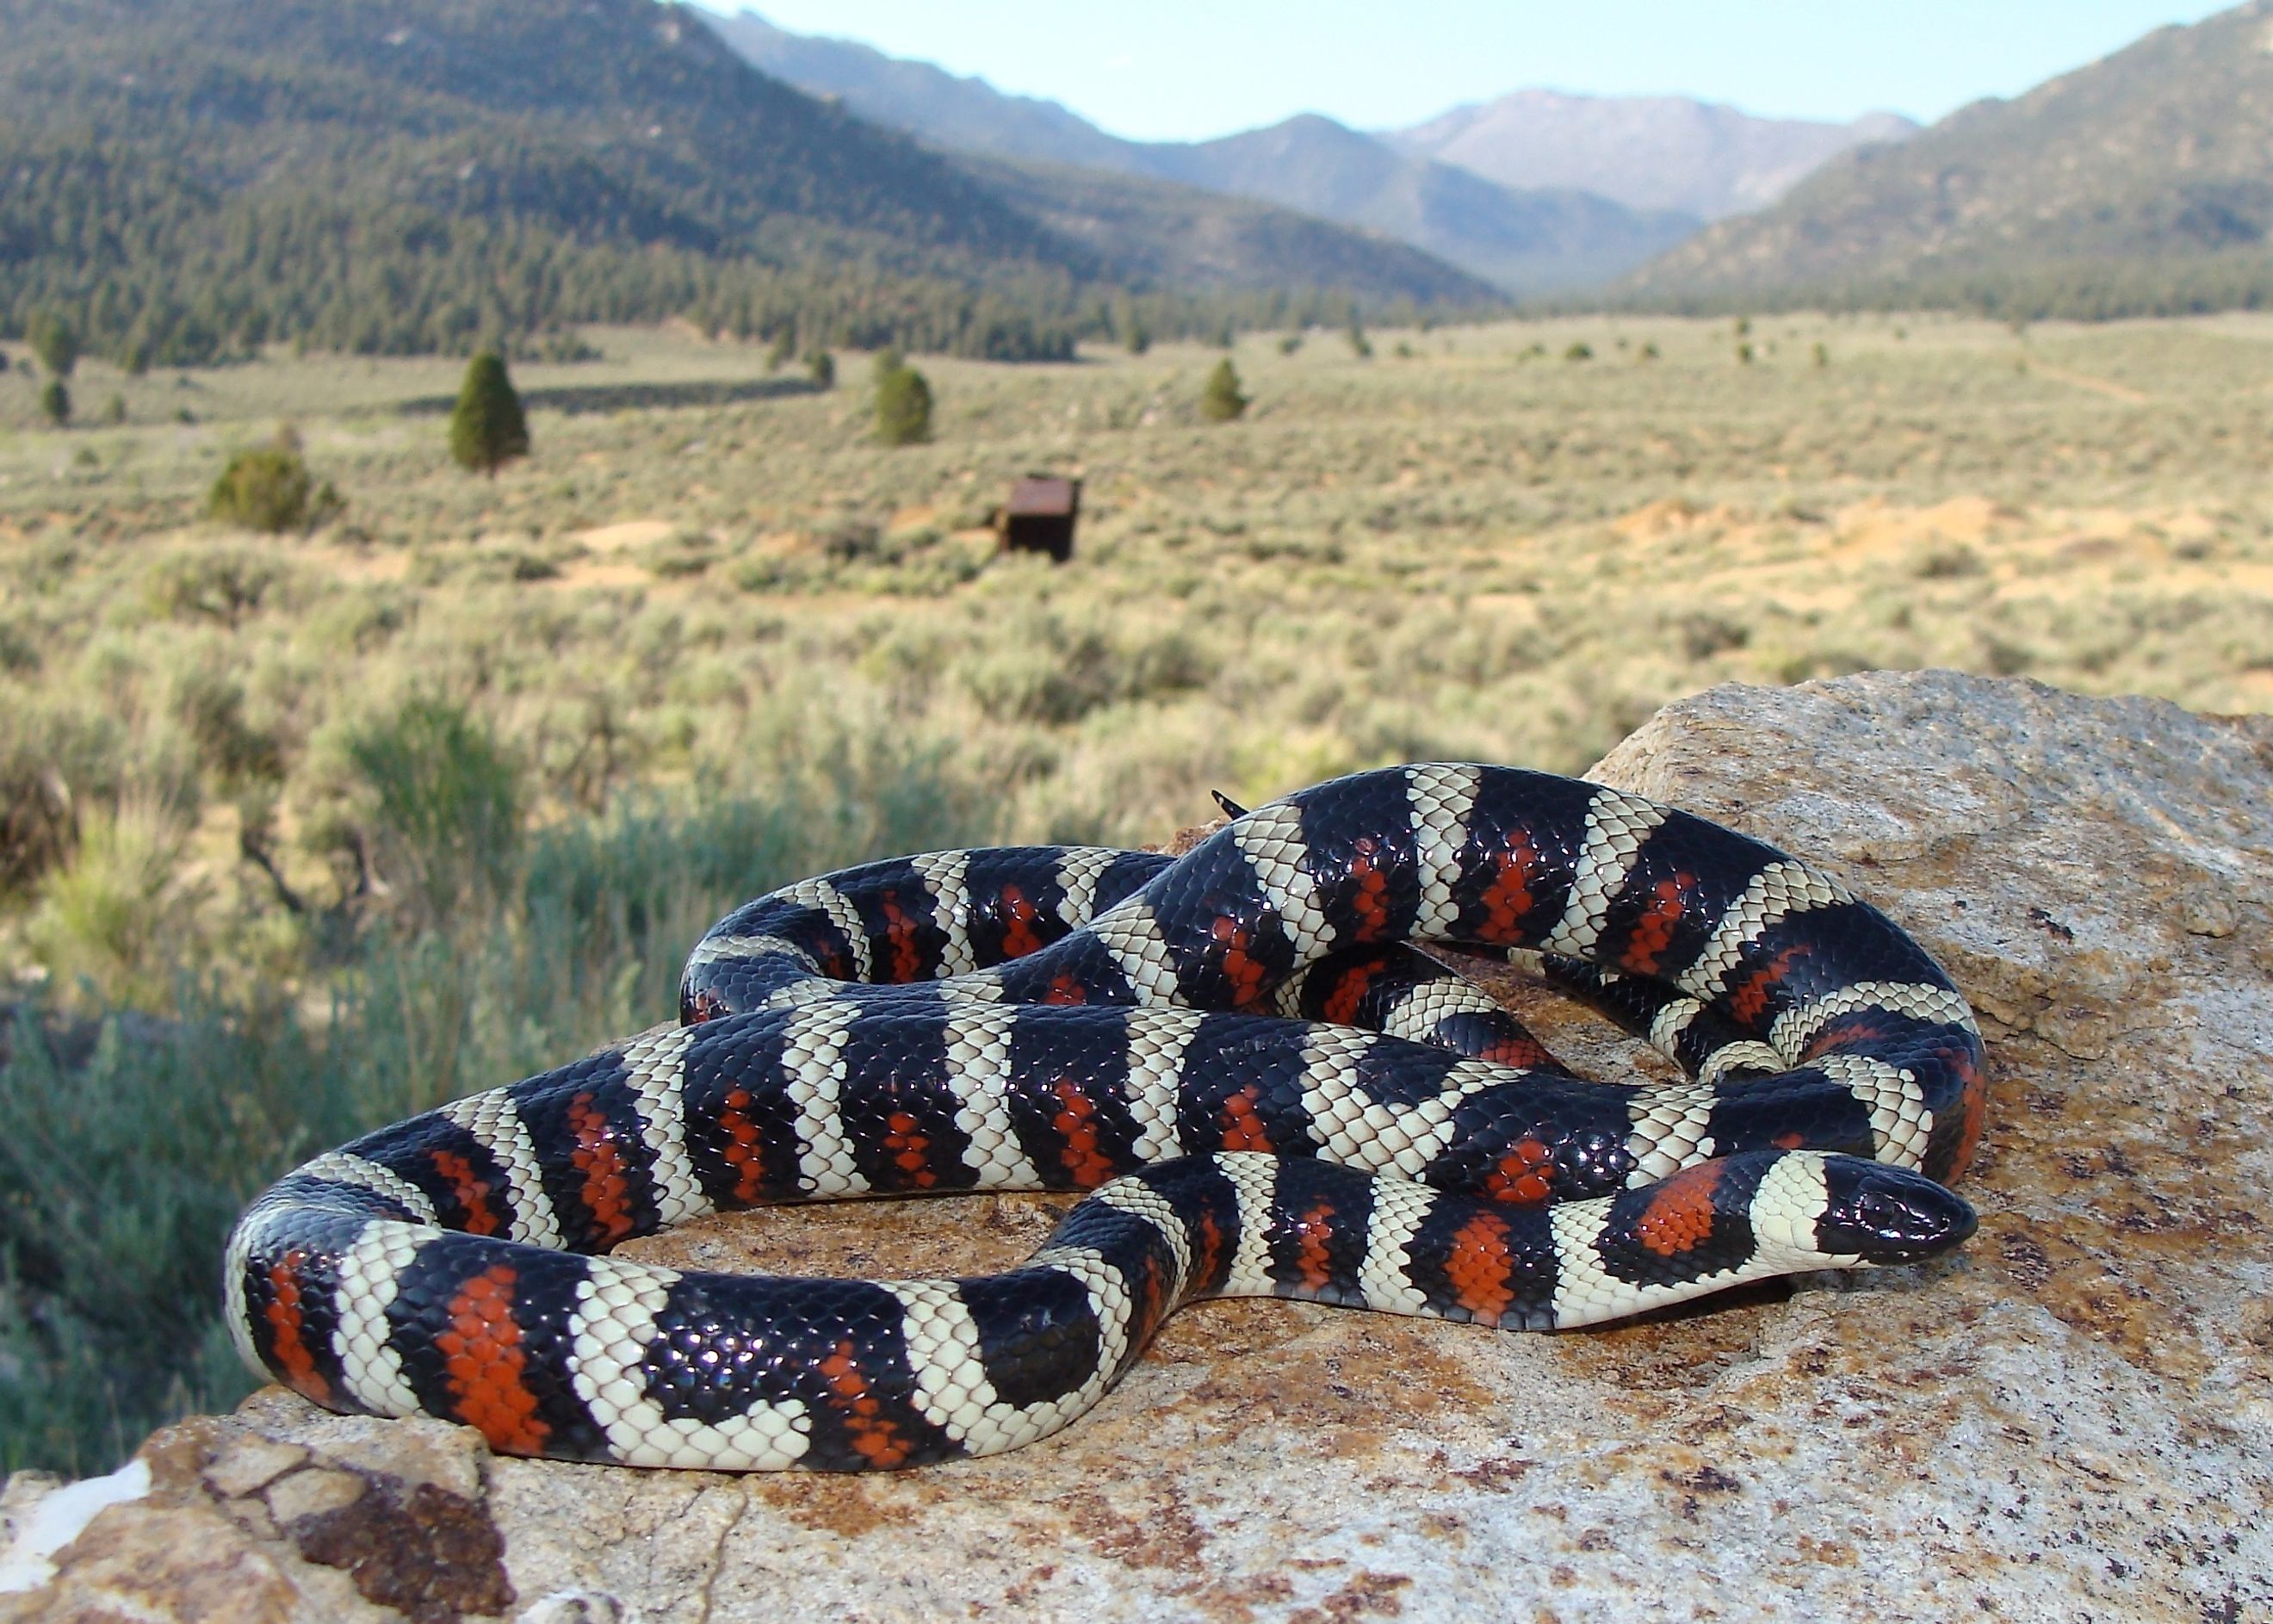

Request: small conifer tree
left=28, top=312, right=78, bottom=378
left=874, top=363, right=932, bottom=445
left=1347, top=321, right=1372, bottom=360
left=1125, top=322, right=1151, bottom=356
left=764, top=331, right=795, bottom=372
left=1199, top=359, right=1248, bottom=423
left=807, top=350, right=836, bottom=388
left=449, top=351, right=529, bottom=478
left=39, top=378, right=69, bottom=427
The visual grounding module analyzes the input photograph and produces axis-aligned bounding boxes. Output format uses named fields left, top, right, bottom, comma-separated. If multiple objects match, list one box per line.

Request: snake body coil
left=227, top=765, right=1983, bottom=1470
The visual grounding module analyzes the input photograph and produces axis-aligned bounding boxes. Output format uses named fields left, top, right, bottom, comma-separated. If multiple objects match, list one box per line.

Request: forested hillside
left=1619, top=0, right=2273, bottom=318
left=0, top=0, right=1496, bottom=367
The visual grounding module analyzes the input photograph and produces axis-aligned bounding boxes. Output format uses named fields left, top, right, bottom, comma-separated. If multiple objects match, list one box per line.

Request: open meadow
left=4, top=310, right=2271, bottom=1470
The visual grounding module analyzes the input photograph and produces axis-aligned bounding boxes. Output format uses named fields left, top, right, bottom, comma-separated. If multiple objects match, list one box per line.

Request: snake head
left=1812, top=1157, right=1977, bottom=1264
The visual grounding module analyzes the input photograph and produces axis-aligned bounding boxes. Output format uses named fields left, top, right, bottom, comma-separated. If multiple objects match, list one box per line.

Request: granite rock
left=3, top=670, right=2268, bottom=1623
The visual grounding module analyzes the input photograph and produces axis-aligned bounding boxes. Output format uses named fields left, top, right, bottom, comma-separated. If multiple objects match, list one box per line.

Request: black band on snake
left=226, top=764, right=1985, bottom=1470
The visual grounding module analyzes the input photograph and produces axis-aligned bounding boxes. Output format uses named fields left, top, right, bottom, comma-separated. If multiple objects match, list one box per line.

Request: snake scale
left=226, top=764, right=1984, bottom=1470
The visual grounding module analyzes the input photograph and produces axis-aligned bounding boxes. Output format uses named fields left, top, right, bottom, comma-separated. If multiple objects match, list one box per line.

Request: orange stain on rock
left=567, top=1092, right=636, bottom=1245
left=430, top=1149, right=501, bottom=1237
left=1482, top=1137, right=1556, bottom=1206
left=998, top=883, right=1046, bottom=958
left=437, top=1263, right=550, bottom=1455
left=1620, top=872, right=1695, bottom=976
left=717, top=1085, right=767, bottom=1203
left=819, top=1339, right=914, bottom=1467
left=1443, top=1212, right=1517, bottom=1322
left=1633, top=1161, right=1727, bottom=1258
left=1219, top=1085, right=1273, bottom=1152
left=1051, top=1076, right=1118, bottom=1187
left=1477, top=834, right=1541, bottom=944
left=263, top=1251, right=330, bottom=1404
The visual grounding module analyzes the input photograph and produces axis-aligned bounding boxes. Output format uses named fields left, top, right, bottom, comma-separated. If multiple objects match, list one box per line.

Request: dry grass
left=5, top=309, right=2273, bottom=985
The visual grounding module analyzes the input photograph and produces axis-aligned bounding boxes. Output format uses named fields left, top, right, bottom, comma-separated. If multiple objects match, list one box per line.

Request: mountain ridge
left=703, top=9, right=1701, bottom=291
left=0, top=0, right=1499, bottom=365
left=1616, top=0, right=2273, bottom=313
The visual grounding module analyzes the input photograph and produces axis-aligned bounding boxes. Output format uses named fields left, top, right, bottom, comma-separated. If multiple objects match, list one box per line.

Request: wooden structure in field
left=998, top=474, right=1081, bottom=561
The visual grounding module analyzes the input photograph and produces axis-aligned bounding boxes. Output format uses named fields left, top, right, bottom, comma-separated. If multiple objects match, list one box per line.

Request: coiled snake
left=226, top=764, right=1983, bottom=1470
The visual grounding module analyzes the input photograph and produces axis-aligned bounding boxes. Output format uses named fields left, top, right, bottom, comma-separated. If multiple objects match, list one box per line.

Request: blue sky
left=691, top=2, right=2236, bottom=140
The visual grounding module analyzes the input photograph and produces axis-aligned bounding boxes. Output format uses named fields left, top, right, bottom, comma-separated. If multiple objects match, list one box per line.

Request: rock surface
left=4, top=670, right=2270, bottom=1623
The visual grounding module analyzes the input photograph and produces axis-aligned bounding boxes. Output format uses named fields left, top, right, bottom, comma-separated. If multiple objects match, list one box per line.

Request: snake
left=226, top=764, right=1984, bottom=1471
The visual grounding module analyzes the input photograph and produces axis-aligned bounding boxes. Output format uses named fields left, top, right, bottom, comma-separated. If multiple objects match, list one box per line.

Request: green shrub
left=0, top=753, right=994, bottom=1476
left=39, top=379, right=69, bottom=427
left=207, top=445, right=342, bottom=534
left=875, top=363, right=933, bottom=446
left=170, top=666, right=283, bottom=785
left=806, top=350, right=836, bottom=388
left=344, top=697, right=522, bottom=928
left=28, top=311, right=77, bottom=378
left=448, top=351, right=530, bottom=477
left=146, top=547, right=287, bottom=628
left=25, top=797, right=196, bottom=1011
left=0, top=695, right=199, bottom=899
left=1199, top=358, right=1248, bottom=423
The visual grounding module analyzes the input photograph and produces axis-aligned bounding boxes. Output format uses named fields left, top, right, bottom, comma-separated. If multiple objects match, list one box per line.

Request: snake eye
left=1815, top=1161, right=1977, bottom=1263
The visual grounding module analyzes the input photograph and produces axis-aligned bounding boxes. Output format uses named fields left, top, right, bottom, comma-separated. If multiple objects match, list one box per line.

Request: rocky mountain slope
left=1620, top=0, right=2273, bottom=309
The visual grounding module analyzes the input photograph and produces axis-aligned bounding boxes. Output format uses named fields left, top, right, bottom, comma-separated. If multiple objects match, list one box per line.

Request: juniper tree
left=874, top=362, right=932, bottom=445
left=448, top=351, right=530, bottom=477
left=39, top=378, right=70, bottom=427
left=1198, top=358, right=1248, bottom=423
left=28, top=312, right=78, bottom=378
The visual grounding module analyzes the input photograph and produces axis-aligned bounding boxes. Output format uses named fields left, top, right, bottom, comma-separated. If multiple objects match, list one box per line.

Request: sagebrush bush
left=207, top=445, right=340, bottom=534
left=25, top=797, right=197, bottom=1010
left=0, top=753, right=994, bottom=1476
left=343, top=696, right=523, bottom=928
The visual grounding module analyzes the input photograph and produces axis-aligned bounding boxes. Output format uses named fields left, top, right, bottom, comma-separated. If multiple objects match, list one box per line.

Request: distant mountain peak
left=1384, top=90, right=1918, bottom=220
left=701, top=15, right=1711, bottom=292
